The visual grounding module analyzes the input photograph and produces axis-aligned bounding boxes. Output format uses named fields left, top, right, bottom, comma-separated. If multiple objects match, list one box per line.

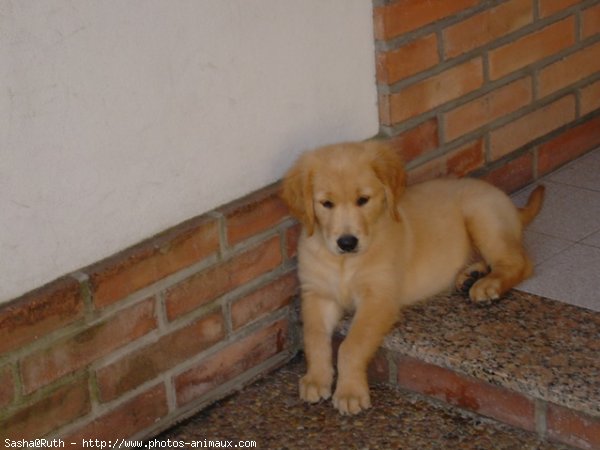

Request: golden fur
left=280, top=140, right=544, bottom=415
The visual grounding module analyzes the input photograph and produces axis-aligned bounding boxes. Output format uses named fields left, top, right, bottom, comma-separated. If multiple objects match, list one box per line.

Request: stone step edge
left=356, top=342, right=600, bottom=450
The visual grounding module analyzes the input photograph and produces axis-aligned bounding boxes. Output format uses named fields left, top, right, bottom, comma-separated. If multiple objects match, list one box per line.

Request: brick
left=21, top=298, right=157, bottom=394
left=580, top=79, right=600, bottom=115
left=96, top=312, right=225, bottom=402
left=221, top=184, right=289, bottom=247
left=445, top=77, right=532, bottom=141
left=0, top=366, right=15, bottom=408
left=443, top=0, right=533, bottom=58
left=582, top=3, right=600, bottom=39
left=66, top=383, right=168, bottom=442
left=387, top=118, right=439, bottom=164
left=538, top=41, right=600, bottom=97
left=373, top=0, right=478, bottom=41
left=164, top=236, right=282, bottom=321
left=376, top=34, right=438, bottom=85
left=407, top=156, right=447, bottom=185
left=539, top=0, right=580, bottom=18
left=396, top=356, right=535, bottom=431
left=285, top=223, right=301, bottom=259
left=538, top=115, right=600, bottom=175
left=547, top=403, right=600, bottom=450
left=0, top=377, right=91, bottom=440
left=489, top=95, right=576, bottom=160
left=0, top=277, right=84, bottom=354
left=382, top=58, right=484, bottom=125
left=174, top=319, right=289, bottom=406
left=446, top=139, right=485, bottom=177
left=368, top=350, right=390, bottom=384
left=482, top=152, right=534, bottom=193
left=406, top=139, right=483, bottom=185
left=488, top=17, right=576, bottom=80
left=231, top=272, right=298, bottom=330
left=88, top=216, right=219, bottom=308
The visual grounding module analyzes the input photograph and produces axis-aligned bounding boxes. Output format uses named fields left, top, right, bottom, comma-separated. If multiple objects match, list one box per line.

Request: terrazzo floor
left=512, top=147, right=600, bottom=312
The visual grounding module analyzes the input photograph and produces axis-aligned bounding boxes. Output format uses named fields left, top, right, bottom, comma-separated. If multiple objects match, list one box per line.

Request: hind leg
left=464, top=211, right=532, bottom=302
left=461, top=181, right=535, bottom=303
left=469, top=239, right=533, bottom=303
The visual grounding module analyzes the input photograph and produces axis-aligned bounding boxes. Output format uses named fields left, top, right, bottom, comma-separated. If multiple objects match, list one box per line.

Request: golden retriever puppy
left=280, top=140, right=544, bottom=415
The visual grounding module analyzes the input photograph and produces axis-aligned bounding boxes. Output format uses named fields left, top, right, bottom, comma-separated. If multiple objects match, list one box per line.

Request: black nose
left=337, top=234, right=358, bottom=253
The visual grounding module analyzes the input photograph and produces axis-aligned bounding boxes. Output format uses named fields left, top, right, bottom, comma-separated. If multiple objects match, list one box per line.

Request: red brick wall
left=0, top=184, right=301, bottom=442
left=375, top=0, right=600, bottom=191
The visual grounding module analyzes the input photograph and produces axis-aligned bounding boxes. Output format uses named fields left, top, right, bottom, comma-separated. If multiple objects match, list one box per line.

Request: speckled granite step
left=159, top=357, right=572, bottom=450
left=337, top=290, right=599, bottom=450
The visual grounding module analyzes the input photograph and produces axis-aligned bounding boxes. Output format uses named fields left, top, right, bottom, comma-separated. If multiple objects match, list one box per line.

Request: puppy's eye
left=356, top=196, right=370, bottom=207
left=321, top=200, right=334, bottom=209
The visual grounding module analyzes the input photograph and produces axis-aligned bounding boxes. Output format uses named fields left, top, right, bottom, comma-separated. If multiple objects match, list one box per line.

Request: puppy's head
left=280, top=141, right=405, bottom=255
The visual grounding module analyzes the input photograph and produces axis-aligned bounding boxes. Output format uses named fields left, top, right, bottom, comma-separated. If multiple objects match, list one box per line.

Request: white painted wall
left=0, top=1, right=378, bottom=303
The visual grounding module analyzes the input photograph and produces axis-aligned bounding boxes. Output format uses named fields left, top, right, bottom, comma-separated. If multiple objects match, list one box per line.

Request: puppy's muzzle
left=337, top=234, right=359, bottom=253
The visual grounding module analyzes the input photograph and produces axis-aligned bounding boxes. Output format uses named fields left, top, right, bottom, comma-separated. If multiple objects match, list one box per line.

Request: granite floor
left=512, top=147, right=600, bottom=312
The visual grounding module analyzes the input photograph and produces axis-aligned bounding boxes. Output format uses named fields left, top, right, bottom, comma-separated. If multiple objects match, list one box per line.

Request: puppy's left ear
left=368, top=141, right=406, bottom=221
left=280, top=154, right=316, bottom=235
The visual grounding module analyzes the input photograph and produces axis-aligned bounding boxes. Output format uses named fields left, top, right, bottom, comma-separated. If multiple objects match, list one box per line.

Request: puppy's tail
left=518, top=185, right=545, bottom=227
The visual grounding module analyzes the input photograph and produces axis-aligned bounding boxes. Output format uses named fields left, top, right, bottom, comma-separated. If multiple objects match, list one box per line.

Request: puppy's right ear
left=280, top=154, right=315, bottom=236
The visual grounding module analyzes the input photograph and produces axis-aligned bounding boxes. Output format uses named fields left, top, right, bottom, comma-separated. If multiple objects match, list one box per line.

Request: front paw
left=332, top=379, right=371, bottom=415
left=299, top=372, right=332, bottom=403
